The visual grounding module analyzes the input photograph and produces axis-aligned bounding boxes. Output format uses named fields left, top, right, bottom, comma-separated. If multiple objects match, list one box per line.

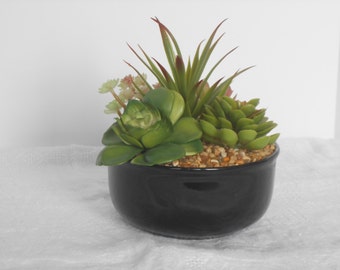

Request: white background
left=1, top=0, right=339, bottom=147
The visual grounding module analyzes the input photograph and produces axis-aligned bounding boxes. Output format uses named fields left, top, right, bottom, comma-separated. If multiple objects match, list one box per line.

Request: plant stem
left=110, top=90, right=126, bottom=108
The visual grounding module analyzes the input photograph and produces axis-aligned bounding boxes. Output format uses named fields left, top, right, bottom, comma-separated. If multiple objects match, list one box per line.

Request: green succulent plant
left=96, top=18, right=279, bottom=166
left=200, top=96, right=279, bottom=150
left=96, top=88, right=202, bottom=166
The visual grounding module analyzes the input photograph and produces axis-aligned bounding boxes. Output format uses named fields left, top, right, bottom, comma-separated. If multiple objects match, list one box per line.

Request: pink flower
left=121, top=75, right=134, bottom=87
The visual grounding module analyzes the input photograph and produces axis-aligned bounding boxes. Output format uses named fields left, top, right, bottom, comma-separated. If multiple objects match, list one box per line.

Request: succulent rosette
left=96, top=88, right=202, bottom=166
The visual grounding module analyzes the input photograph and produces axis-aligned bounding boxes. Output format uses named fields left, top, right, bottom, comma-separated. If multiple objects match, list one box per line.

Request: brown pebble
left=164, top=143, right=276, bottom=168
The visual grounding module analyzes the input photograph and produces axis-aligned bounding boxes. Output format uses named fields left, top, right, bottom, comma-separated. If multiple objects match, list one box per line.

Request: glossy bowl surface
left=108, top=145, right=279, bottom=239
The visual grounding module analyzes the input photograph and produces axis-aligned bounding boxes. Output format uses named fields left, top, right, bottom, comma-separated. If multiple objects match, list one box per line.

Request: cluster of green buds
left=96, top=88, right=203, bottom=166
left=200, top=96, right=279, bottom=150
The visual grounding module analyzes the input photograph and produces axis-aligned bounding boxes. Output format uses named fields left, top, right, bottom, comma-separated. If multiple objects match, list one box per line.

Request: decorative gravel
left=165, top=143, right=276, bottom=168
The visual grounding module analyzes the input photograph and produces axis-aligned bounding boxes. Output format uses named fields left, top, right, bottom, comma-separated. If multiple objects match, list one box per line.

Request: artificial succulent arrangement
left=96, top=18, right=279, bottom=167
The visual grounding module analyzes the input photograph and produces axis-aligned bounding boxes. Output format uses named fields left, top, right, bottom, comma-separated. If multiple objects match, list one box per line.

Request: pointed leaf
left=203, top=104, right=216, bottom=117
left=268, top=133, right=280, bottom=144
left=130, top=154, right=152, bottom=166
left=141, top=119, right=173, bottom=148
left=200, top=119, right=218, bottom=137
left=212, top=100, right=226, bottom=117
left=123, top=60, right=153, bottom=91
left=230, top=110, right=246, bottom=125
left=238, top=130, right=257, bottom=145
left=218, top=117, right=233, bottom=129
left=192, top=46, right=238, bottom=103
left=219, top=97, right=232, bottom=114
left=180, top=140, right=203, bottom=155
left=102, top=124, right=122, bottom=145
left=202, top=114, right=219, bottom=126
left=256, top=121, right=277, bottom=136
left=151, top=17, right=182, bottom=84
left=248, top=98, right=260, bottom=107
left=236, top=118, right=254, bottom=131
left=252, top=109, right=266, bottom=123
left=242, top=124, right=259, bottom=130
left=192, top=78, right=224, bottom=117
left=127, top=44, right=171, bottom=88
left=112, top=122, right=144, bottom=148
left=256, top=121, right=276, bottom=132
left=223, top=96, right=238, bottom=109
left=96, top=144, right=143, bottom=166
left=257, top=124, right=278, bottom=137
left=245, top=136, right=270, bottom=150
left=166, top=117, right=202, bottom=144
left=152, top=57, right=176, bottom=88
left=144, top=143, right=186, bottom=165
left=218, top=128, right=238, bottom=147
left=116, top=133, right=144, bottom=148
left=175, top=55, right=186, bottom=95
left=241, top=104, right=256, bottom=117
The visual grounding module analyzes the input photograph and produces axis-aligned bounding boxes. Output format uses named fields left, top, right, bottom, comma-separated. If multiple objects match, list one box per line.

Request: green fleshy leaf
left=212, top=100, right=225, bottom=118
left=181, top=139, right=204, bottom=155
left=218, top=128, right=238, bottom=147
left=223, top=96, right=238, bottom=109
left=203, top=105, right=216, bottom=117
left=101, top=124, right=122, bottom=145
left=241, top=104, right=256, bottom=117
left=200, top=119, right=218, bottom=138
left=114, top=130, right=144, bottom=148
left=242, top=124, right=258, bottom=130
left=219, top=97, right=232, bottom=114
left=229, top=110, right=246, bottom=125
left=166, top=117, right=202, bottom=144
left=144, top=143, right=186, bottom=165
left=238, top=130, right=257, bottom=145
left=247, top=98, right=260, bottom=107
left=256, top=121, right=276, bottom=132
left=202, top=114, right=219, bottom=126
left=121, top=100, right=161, bottom=131
left=252, top=109, right=266, bottom=123
left=245, top=136, right=270, bottom=150
left=130, top=154, right=152, bottom=166
left=258, top=117, right=269, bottom=124
left=256, top=121, right=277, bottom=137
left=96, top=144, right=143, bottom=166
left=202, top=134, right=223, bottom=145
left=236, top=118, right=254, bottom=131
left=140, top=118, right=173, bottom=148
left=143, top=88, right=184, bottom=124
left=268, top=133, right=280, bottom=144
left=218, top=117, right=232, bottom=129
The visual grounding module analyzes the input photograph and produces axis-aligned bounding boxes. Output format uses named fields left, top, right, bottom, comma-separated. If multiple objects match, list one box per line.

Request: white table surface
left=1, top=138, right=339, bottom=269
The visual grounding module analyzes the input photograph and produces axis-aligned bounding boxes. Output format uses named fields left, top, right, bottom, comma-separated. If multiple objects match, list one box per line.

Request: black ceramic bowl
left=108, top=145, right=279, bottom=239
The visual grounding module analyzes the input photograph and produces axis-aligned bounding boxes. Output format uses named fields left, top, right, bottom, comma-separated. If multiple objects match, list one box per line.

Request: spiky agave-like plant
left=126, top=17, right=252, bottom=118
